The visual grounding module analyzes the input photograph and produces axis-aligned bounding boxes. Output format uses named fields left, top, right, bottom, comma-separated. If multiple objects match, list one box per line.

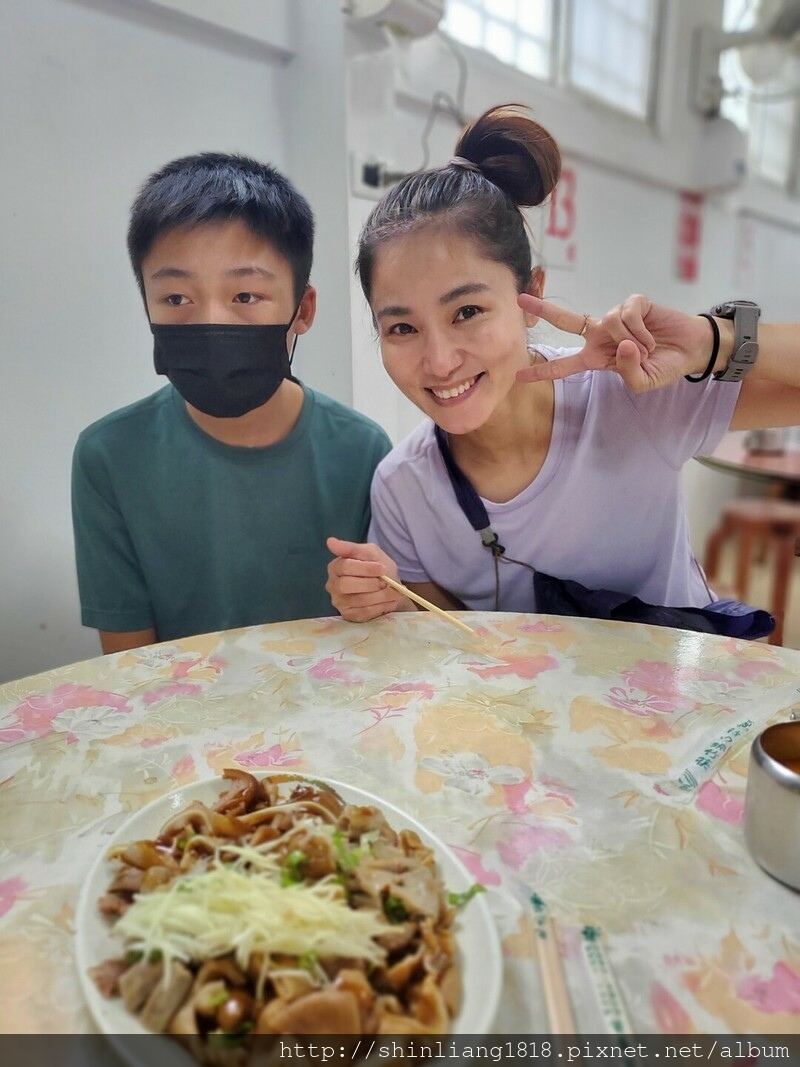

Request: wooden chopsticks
left=531, top=893, right=577, bottom=1034
left=380, top=574, right=478, bottom=638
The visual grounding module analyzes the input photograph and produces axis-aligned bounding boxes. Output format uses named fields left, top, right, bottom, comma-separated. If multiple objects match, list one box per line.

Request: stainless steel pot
left=744, top=722, right=800, bottom=891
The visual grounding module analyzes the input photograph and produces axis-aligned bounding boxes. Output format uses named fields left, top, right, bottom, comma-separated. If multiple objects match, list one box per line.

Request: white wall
left=3, top=0, right=799, bottom=682
left=0, top=0, right=350, bottom=682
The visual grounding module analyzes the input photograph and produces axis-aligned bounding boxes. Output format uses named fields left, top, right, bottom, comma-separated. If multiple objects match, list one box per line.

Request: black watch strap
left=710, top=300, right=760, bottom=382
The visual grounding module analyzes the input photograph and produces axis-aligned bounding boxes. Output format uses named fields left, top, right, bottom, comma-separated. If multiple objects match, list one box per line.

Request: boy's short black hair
left=127, top=152, right=314, bottom=304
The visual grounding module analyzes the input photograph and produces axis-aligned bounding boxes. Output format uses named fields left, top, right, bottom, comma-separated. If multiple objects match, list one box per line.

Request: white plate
left=75, top=773, right=502, bottom=1052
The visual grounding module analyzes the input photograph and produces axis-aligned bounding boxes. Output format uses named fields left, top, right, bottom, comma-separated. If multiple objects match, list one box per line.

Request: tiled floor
left=709, top=542, right=800, bottom=650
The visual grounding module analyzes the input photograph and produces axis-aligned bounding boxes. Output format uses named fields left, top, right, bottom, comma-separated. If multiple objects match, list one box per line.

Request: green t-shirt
left=71, top=384, right=392, bottom=639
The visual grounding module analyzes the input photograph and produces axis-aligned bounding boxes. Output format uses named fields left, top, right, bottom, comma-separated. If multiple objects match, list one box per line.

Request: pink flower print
left=607, top=685, right=678, bottom=717
left=738, top=962, right=800, bottom=1013
left=0, top=684, right=131, bottom=743
left=696, top=780, right=745, bottom=825
left=498, top=825, right=572, bottom=870
left=624, top=660, right=682, bottom=696
left=171, top=754, right=195, bottom=783
left=469, top=653, right=558, bottom=681
left=734, top=659, right=783, bottom=682
left=236, top=743, right=302, bottom=768
left=651, top=981, right=692, bottom=1034
left=0, top=877, right=28, bottom=919
left=143, top=682, right=202, bottom=707
left=304, top=656, right=362, bottom=684
left=448, top=847, right=502, bottom=887
left=503, top=779, right=531, bottom=814
left=420, top=753, right=525, bottom=796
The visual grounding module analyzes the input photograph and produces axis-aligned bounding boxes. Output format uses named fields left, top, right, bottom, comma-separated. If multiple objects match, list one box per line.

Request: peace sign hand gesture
left=517, top=293, right=723, bottom=392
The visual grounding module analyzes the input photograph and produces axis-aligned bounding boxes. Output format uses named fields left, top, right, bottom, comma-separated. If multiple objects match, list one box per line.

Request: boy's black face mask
left=151, top=314, right=300, bottom=419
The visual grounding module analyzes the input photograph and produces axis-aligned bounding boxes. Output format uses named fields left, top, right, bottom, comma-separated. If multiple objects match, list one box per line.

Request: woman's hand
left=517, top=293, right=726, bottom=391
left=326, top=537, right=408, bottom=622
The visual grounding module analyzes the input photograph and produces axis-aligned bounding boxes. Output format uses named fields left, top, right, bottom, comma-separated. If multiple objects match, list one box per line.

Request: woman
left=326, top=105, right=800, bottom=628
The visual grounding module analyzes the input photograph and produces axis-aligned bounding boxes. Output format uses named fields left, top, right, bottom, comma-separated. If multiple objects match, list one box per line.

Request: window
left=442, top=0, right=555, bottom=80
left=565, top=0, right=661, bottom=119
left=442, top=0, right=662, bottom=120
left=720, top=0, right=800, bottom=187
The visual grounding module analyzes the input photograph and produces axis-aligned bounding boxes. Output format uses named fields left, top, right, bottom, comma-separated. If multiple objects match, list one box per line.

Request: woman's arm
left=725, top=323, right=800, bottom=428
left=518, top=295, right=800, bottom=430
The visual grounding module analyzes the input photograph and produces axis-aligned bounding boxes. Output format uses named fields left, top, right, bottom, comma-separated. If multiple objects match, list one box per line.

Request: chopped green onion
left=383, top=895, right=408, bottom=923
left=298, top=950, right=319, bottom=973
left=447, top=883, right=486, bottom=908
left=280, top=849, right=308, bottom=886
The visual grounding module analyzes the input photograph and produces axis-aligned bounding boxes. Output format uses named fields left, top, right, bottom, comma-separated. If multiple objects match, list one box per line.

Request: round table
left=698, top=431, right=800, bottom=488
left=2, top=612, right=800, bottom=1038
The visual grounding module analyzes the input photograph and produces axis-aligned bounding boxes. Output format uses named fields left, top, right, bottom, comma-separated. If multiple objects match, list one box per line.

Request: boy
left=72, top=153, right=391, bottom=654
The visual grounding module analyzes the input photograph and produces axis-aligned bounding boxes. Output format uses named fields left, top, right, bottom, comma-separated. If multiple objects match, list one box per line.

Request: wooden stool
left=705, top=498, right=800, bottom=646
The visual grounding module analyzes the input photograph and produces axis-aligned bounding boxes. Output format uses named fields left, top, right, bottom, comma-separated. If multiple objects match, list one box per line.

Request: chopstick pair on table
left=380, top=573, right=478, bottom=638
left=530, top=894, right=633, bottom=1037
left=531, top=893, right=577, bottom=1034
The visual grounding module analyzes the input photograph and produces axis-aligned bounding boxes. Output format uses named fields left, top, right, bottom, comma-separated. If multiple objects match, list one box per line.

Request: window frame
left=559, top=0, right=665, bottom=125
left=441, top=0, right=665, bottom=126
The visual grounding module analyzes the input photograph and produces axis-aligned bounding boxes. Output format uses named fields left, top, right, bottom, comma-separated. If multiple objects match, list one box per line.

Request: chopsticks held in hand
left=380, top=574, right=477, bottom=638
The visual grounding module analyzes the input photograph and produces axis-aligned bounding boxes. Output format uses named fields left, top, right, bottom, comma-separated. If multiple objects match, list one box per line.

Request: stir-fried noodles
left=90, top=771, right=469, bottom=1051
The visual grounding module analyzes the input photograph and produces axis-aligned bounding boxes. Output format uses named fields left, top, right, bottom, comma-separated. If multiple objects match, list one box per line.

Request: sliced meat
left=289, top=782, right=345, bottom=818
left=349, top=856, right=442, bottom=920
left=283, top=829, right=337, bottom=880
left=141, top=865, right=177, bottom=892
left=256, top=990, right=362, bottom=1035
left=270, top=971, right=315, bottom=1001
left=385, top=944, right=425, bottom=993
left=89, top=957, right=129, bottom=999
left=140, top=960, right=194, bottom=1032
left=337, top=805, right=397, bottom=845
left=97, top=892, right=131, bottom=917
left=333, top=968, right=376, bottom=1016
left=389, top=863, right=442, bottom=920
left=107, top=840, right=178, bottom=871
left=194, top=957, right=247, bottom=989
left=374, top=921, right=417, bottom=955
left=109, top=867, right=144, bottom=894
left=118, top=959, right=165, bottom=1013
left=156, top=802, right=244, bottom=843
left=408, top=973, right=449, bottom=1031
left=215, top=769, right=261, bottom=815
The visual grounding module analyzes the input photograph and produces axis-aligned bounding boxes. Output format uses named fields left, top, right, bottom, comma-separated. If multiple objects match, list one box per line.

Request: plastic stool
left=705, top=498, right=800, bottom=646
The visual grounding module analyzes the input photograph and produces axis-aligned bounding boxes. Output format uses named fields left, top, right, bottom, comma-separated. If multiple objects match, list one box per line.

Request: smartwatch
left=709, top=300, right=760, bottom=382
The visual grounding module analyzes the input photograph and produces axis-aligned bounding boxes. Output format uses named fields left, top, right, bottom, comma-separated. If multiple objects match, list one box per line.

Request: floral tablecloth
left=1, top=612, right=799, bottom=1037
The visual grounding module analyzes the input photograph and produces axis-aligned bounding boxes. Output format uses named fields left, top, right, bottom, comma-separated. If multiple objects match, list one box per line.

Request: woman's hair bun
left=454, top=104, right=561, bottom=208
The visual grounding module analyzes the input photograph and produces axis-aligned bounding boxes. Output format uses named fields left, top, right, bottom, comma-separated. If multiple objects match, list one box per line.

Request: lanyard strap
left=433, top=426, right=506, bottom=556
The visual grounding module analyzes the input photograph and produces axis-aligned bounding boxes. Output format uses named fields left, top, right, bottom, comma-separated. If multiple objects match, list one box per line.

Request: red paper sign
left=544, top=165, right=578, bottom=268
left=676, top=191, right=704, bottom=282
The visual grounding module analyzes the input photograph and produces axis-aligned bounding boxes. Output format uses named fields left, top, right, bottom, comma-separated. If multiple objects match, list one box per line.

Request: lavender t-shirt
left=368, top=347, right=740, bottom=611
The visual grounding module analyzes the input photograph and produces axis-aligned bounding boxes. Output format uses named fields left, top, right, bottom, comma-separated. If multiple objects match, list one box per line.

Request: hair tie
left=448, top=156, right=482, bottom=175
left=684, top=314, right=720, bottom=383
